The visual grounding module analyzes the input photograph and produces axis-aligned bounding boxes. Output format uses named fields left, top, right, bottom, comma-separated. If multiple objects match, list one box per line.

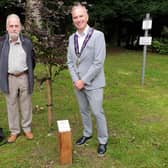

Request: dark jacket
left=0, top=34, right=35, bottom=94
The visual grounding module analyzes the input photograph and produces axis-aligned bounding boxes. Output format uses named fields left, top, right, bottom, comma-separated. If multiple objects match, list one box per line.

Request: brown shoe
left=8, top=134, right=18, bottom=143
left=25, top=132, right=33, bottom=140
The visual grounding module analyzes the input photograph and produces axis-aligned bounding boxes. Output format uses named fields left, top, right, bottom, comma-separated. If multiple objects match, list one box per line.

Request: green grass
left=0, top=49, right=168, bottom=168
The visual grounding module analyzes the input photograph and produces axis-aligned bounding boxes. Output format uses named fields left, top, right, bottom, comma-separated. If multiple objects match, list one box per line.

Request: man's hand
left=74, top=80, right=85, bottom=90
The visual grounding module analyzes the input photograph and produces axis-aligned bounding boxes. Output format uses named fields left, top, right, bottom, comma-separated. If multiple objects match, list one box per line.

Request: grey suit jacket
left=67, top=27, right=106, bottom=90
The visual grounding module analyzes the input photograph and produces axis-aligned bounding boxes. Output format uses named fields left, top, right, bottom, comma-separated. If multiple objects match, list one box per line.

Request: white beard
left=9, top=32, right=19, bottom=41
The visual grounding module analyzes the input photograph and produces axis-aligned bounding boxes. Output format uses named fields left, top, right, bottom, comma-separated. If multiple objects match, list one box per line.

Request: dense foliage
left=0, top=0, right=167, bottom=49
left=151, top=26, right=168, bottom=54
left=23, top=0, right=70, bottom=79
left=89, top=0, right=168, bottom=47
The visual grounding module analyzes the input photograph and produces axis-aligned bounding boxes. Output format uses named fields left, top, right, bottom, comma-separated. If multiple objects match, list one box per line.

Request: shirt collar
left=76, top=25, right=90, bottom=37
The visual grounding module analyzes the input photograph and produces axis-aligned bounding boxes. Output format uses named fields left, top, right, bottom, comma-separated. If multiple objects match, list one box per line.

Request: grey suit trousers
left=75, top=88, right=108, bottom=144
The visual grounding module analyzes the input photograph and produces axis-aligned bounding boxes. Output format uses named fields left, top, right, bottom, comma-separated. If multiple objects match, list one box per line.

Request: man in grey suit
left=67, top=2, right=108, bottom=156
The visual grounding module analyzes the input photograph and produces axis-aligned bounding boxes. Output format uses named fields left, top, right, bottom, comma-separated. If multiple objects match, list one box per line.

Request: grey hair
left=71, top=2, right=88, bottom=14
left=6, top=14, right=21, bottom=27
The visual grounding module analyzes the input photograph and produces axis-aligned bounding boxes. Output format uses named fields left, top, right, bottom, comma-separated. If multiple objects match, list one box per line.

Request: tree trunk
left=25, top=0, right=54, bottom=129
left=46, top=79, right=53, bottom=128
left=25, top=0, right=42, bottom=31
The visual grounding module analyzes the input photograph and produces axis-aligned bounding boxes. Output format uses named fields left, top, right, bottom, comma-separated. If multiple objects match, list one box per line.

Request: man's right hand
left=74, top=80, right=85, bottom=90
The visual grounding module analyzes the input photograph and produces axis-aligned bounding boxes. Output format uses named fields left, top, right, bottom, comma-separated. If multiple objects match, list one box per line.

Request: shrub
left=151, top=39, right=168, bottom=54
left=151, top=26, right=168, bottom=55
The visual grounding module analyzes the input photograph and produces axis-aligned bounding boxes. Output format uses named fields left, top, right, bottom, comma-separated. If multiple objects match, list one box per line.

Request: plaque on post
left=139, top=36, right=152, bottom=45
left=142, top=19, right=152, bottom=30
left=57, top=120, right=72, bottom=165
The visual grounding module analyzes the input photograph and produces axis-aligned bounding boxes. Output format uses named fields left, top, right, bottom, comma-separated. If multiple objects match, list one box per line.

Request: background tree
left=25, top=0, right=42, bottom=30
left=0, top=0, right=167, bottom=49
left=24, top=0, right=69, bottom=129
left=89, top=0, right=168, bottom=48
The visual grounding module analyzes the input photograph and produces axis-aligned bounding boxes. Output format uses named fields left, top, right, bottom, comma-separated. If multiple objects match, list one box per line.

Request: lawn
left=0, top=49, right=168, bottom=168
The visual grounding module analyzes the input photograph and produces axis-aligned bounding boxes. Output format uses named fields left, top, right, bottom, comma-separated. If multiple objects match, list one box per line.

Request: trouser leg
left=18, top=74, right=32, bottom=133
left=86, top=88, right=108, bottom=144
left=75, top=89, right=92, bottom=137
left=5, top=75, right=20, bottom=135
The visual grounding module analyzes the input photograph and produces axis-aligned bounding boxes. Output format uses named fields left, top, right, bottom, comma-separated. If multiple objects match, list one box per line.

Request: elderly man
left=0, top=14, right=35, bottom=143
left=67, top=3, right=108, bottom=156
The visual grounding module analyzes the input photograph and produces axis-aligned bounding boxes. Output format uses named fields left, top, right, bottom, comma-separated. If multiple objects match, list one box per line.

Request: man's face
left=6, top=17, right=21, bottom=41
left=72, top=6, right=88, bottom=33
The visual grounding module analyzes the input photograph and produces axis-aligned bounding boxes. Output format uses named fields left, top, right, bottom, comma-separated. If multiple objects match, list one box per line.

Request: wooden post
left=57, top=120, right=72, bottom=165
left=58, top=131, right=72, bottom=165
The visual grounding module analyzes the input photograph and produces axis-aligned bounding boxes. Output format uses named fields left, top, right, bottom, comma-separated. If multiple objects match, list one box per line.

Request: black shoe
left=76, top=136, right=92, bottom=145
left=97, top=143, right=107, bottom=156
left=0, top=128, right=4, bottom=142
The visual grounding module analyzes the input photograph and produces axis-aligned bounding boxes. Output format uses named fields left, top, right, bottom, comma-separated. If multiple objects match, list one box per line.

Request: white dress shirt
left=76, top=25, right=89, bottom=52
left=8, top=37, right=28, bottom=74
